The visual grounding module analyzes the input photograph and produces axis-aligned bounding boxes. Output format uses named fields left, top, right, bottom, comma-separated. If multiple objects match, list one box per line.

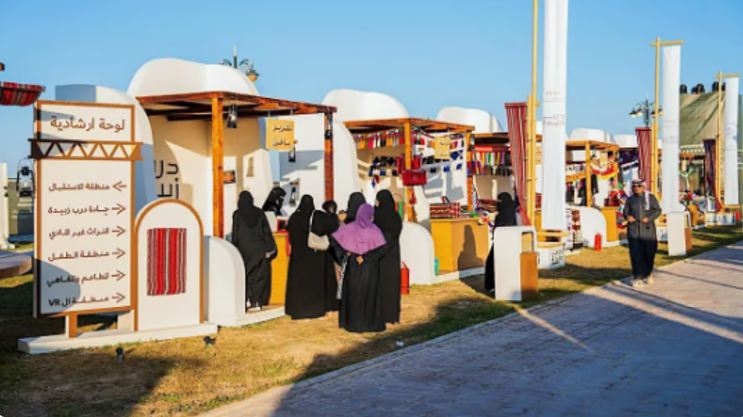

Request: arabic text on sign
left=49, top=115, right=126, bottom=133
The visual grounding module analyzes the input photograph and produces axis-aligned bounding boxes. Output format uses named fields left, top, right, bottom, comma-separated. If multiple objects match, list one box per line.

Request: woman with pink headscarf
left=331, top=203, right=387, bottom=333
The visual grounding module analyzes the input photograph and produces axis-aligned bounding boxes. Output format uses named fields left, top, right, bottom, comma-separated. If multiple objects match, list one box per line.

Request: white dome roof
left=569, top=127, right=612, bottom=142
left=322, top=89, right=408, bottom=122
left=127, top=58, right=259, bottom=97
left=612, top=134, right=637, bottom=148
left=435, top=106, right=502, bottom=133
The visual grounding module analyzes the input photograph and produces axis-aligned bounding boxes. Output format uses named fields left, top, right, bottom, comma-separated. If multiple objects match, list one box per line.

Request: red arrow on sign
left=112, top=270, right=126, bottom=281
left=112, top=248, right=126, bottom=259
left=112, top=292, right=126, bottom=303
left=111, top=203, right=126, bottom=215
left=113, top=181, right=127, bottom=192
left=113, top=225, right=126, bottom=237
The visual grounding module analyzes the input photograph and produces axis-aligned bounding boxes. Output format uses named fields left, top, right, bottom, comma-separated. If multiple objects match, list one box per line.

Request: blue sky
left=1, top=0, right=742, bottom=169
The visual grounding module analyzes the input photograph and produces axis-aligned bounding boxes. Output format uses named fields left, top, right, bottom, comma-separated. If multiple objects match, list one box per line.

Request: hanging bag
left=307, top=210, right=330, bottom=251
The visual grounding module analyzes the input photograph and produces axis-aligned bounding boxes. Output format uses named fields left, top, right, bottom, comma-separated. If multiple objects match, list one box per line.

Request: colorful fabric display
left=430, top=202, right=461, bottom=219
left=147, top=228, right=187, bottom=296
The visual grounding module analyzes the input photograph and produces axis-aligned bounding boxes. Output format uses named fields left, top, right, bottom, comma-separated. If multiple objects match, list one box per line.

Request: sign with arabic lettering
left=433, top=136, right=452, bottom=160
left=265, top=119, right=295, bottom=151
left=34, top=101, right=136, bottom=317
left=38, top=102, right=132, bottom=142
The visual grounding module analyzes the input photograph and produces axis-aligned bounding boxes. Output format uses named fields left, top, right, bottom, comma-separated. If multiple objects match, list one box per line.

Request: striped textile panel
left=146, top=228, right=187, bottom=296
left=505, top=102, right=529, bottom=224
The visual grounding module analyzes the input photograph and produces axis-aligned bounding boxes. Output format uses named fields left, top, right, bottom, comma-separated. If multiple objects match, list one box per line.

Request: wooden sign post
left=32, top=101, right=140, bottom=337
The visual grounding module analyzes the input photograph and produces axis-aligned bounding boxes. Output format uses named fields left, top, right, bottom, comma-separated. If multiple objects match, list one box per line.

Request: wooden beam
left=65, top=313, right=78, bottom=338
left=211, top=97, right=224, bottom=237
left=403, top=121, right=414, bottom=222
left=585, top=142, right=592, bottom=207
left=165, top=108, right=296, bottom=122
left=324, top=112, right=334, bottom=202
left=137, top=91, right=336, bottom=115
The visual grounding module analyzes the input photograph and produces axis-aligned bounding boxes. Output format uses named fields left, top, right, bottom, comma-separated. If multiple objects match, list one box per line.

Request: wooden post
left=66, top=313, right=78, bottom=338
left=324, top=112, right=334, bottom=202
left=465, top=131, right=473, bottom=211
left=585, top=142, right=592, bottom=207
left=211, top=96, right=224, bottom=237
left=403, top=121, right=414, bottom=221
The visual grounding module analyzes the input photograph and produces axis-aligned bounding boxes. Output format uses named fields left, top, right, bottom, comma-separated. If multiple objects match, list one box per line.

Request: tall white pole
left=660, top=45, right=682, bottom=213
left=723, top=76, right=739, bottom=205
left=540, top=0, right=569, bottom=230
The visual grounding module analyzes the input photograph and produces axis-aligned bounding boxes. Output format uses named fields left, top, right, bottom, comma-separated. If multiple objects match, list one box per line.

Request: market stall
left=470, top=131, right=513, bottom=211
left=344, top=117, right=489, bottom=273
left=564, top=139, right=620, bottom=247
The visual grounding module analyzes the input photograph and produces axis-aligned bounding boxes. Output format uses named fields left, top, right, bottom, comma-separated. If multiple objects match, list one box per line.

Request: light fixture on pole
left=221, top=45, right=259, bottom=82
left=226, top=102, right=238, bottom=129
left=629, top=99, right=660, bottom=128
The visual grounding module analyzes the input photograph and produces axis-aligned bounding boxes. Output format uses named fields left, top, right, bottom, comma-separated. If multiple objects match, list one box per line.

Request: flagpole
left=527, top=0, right=539, bottom=225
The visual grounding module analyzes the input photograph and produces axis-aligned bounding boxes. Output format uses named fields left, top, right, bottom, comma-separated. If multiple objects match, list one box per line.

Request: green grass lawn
left=0, top=225, right=740, bottom=417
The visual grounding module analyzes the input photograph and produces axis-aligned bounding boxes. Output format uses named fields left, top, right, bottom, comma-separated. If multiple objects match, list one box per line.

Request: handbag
left=307, top=210, right=330, bottom=251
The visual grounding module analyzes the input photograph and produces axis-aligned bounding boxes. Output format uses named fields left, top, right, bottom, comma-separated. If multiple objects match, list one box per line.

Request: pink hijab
left=332, top=204, right=386, bottom=255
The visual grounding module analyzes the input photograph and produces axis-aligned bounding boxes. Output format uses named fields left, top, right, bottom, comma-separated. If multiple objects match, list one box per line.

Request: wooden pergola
left=137, top=91, right=336, bottom=237
left=343, top=117, right=474, bottom=220
left=566, top=139, right=620, bottom=207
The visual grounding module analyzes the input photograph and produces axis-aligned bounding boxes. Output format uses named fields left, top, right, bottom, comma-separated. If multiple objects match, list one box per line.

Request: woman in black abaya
left=232, top=191, right=277, bottom=310
left=318, top=201, right=341, bottom=312
left=331, top=204, right=387, bottom=333
left=344, top=192, right=366, bottom=223
left=484, top=192, right=517, bottom=293
left=285, top=195, right=328, bottom=319
left=372, top=189, right=403, bottom=324
left=262, top=187, right=287, bottom=216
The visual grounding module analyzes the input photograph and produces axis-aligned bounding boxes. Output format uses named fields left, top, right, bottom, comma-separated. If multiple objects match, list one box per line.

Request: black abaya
left=345, top=192, right=366, bottom=223
left=285, top=195, right=327, bottom=319
left=312, top=205, right=341, bottom=312
left=331, top=237, right=386, bottom=333
left=485, top=193, right=517, bottom=292
left=232, top=191, right=277, bottom=307
left=373, top=189, right=403, bottom=324
left=262, top=187, right=287, bottom=216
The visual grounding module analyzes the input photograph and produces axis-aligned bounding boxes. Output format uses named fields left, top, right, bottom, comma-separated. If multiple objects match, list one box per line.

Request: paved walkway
left=204, top=242, right=743, bottom=417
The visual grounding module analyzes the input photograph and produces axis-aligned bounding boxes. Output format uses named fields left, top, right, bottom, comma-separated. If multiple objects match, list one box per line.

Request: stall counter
left=601, top=207, right=619, bottom=243
left=430, top=217, right=489, bottom=273
left=269, top=231, right=289, bottom=305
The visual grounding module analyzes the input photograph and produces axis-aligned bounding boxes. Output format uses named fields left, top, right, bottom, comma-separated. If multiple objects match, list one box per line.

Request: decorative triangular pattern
left=68, top=143, right=86, bottom=158
left=31, top=140, right=141, bottom=161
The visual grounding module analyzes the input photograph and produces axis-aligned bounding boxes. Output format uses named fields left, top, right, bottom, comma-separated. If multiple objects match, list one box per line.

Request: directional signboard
left=33, top=101, right=139, bottom=317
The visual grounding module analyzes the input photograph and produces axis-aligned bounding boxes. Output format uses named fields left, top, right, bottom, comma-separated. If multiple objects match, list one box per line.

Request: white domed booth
left=125, top=58, right=344, bottom=325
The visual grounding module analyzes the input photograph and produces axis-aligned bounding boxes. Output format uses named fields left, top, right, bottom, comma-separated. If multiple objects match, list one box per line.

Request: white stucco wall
left=435, top=106, right=502, bottom=133
left=128, top=58, right=259, bottom=97
left=570, top=128, right=612, bottom=142
left=322, top=89, right=408, bottom=122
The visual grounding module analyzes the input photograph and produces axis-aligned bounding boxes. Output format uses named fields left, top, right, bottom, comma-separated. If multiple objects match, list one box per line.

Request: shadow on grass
left=0, top=276, right=197, bottom=417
